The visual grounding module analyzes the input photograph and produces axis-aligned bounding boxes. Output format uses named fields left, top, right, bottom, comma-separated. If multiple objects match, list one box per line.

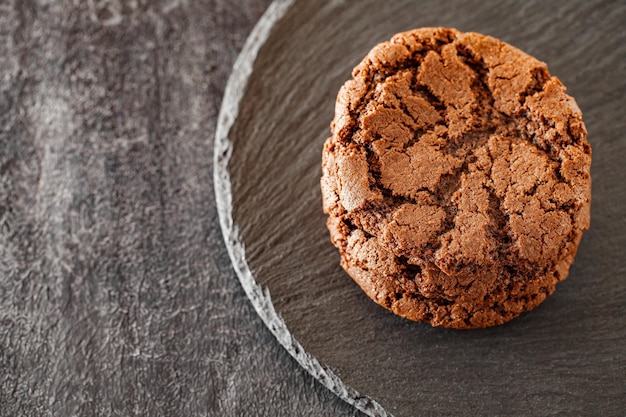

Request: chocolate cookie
left=321, top=28, right=591, bottom=329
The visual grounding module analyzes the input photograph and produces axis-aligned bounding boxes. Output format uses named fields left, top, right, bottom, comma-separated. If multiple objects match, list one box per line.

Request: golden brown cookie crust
left=321, top=28, right=591, bottom=329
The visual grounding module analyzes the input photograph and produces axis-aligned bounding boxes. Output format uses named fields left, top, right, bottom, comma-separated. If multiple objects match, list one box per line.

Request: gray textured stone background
left=0, top=1, right=362, bottom=416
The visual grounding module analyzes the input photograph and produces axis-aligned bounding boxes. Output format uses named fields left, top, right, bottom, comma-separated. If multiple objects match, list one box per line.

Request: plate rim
left=213, top=1, right=388, bottom=416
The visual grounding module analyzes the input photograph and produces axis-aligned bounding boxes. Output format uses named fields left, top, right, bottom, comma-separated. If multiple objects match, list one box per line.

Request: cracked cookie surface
left=321, top=28, right=591, bottom=329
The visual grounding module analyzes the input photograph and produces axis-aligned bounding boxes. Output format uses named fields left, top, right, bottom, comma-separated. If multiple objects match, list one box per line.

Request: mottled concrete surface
left=0, top=1, right=362, bottom=416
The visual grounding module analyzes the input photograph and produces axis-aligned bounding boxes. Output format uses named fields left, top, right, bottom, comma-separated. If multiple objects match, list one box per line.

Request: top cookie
left=321, top=28, right=591, bottom=329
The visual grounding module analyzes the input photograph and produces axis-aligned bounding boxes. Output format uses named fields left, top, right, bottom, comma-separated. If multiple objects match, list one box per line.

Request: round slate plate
left=215, top=1, right=626, bottom=415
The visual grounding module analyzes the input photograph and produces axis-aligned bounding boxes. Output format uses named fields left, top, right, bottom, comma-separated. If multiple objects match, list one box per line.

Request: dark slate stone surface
left=218, top=0, right=626, bottom=416
left=0, top=1, right=362, bottom=416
